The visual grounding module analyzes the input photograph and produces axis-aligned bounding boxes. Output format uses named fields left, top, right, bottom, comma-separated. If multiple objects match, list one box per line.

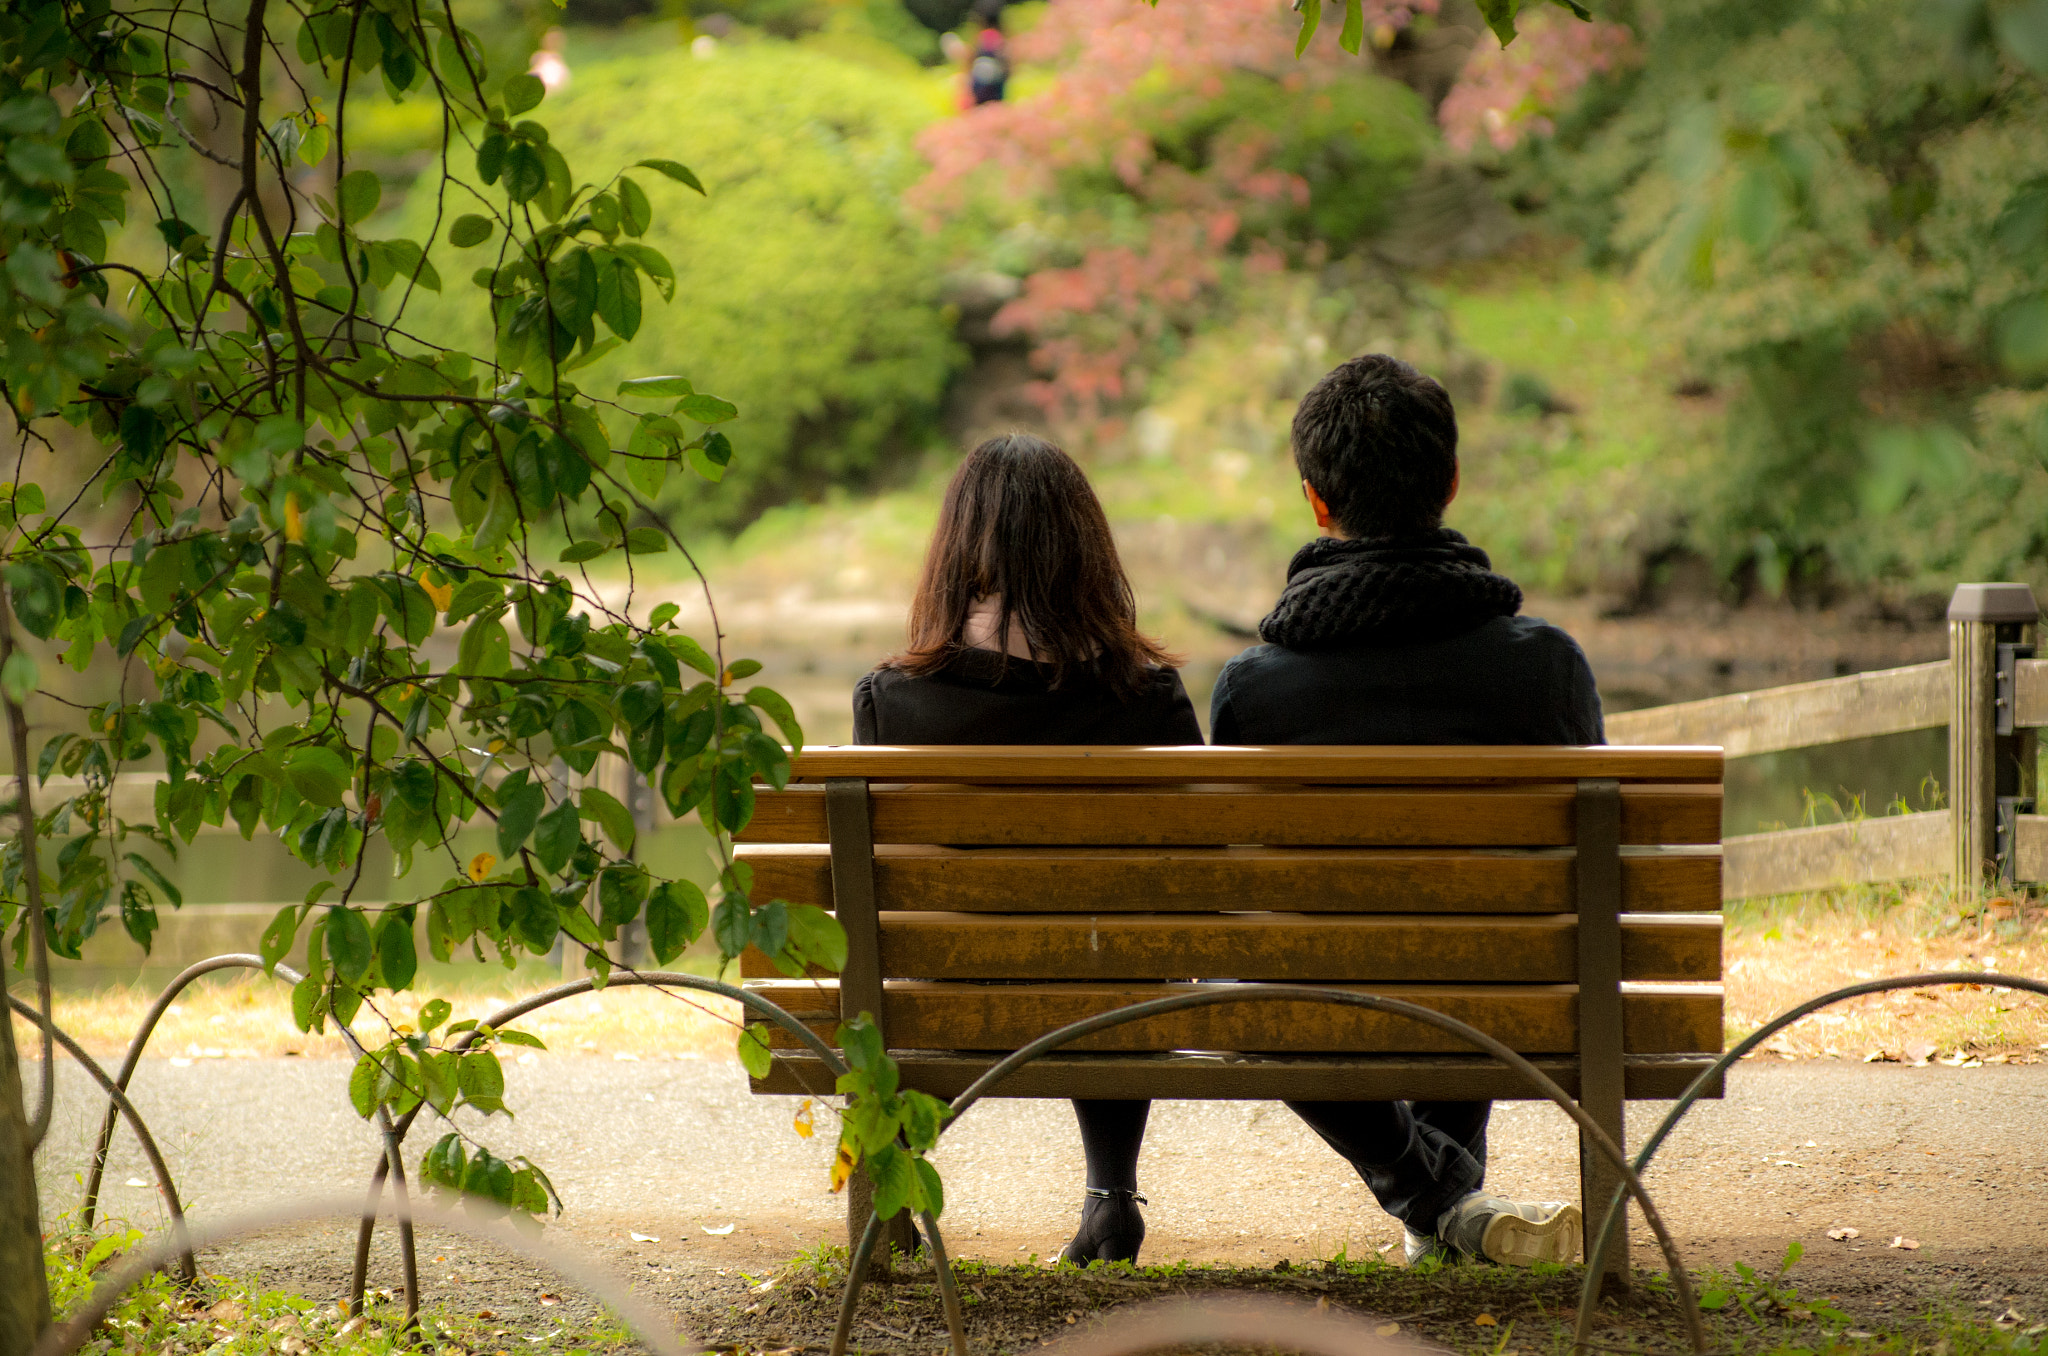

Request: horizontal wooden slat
left=2015, top=813, right=2048, bottom=883
left=741, top=912, right=1719, bottom=983
left=738, top=844, right=1722, bottom=914
left=2016, top=659, right=2048, bottom=731
left=739, top=784, right=1719, bottom=847
left=752, top=1052, right=1726, bottom=1102
left=785, top=745, right=1724, bottom=784
left=748, top=980, right=1722, bottom=1055
left=1605, top=662, right=1948, bottom=758
left=1722, top=811, right=1948, bottom=899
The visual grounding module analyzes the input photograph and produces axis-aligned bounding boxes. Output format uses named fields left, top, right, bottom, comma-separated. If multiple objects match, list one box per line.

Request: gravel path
left=34, top=1055, right=2048, bottom=1336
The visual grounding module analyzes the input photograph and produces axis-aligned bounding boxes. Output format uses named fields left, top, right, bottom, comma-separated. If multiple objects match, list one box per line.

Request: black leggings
left=1072, top=1097, right=1488, bottom=1233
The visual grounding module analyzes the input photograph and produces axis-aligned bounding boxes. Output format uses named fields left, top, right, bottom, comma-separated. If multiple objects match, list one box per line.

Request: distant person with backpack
left=968, top=26, right=1008, bottom=105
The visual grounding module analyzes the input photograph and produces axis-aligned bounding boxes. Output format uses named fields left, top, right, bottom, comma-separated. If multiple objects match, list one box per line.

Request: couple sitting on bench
left=850, top=355, right=1604, bottom=1269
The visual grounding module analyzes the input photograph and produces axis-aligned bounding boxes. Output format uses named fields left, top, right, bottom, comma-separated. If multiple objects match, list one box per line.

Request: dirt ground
left=36, top=1049, right=2048, bottom=1354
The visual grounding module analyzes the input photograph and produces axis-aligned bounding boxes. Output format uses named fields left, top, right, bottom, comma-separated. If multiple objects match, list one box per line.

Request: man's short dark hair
left=1291, top=354, right=1458, bottom=539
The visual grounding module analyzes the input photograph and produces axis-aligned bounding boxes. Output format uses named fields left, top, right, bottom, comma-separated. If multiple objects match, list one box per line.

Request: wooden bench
left=738, top=745, right=1725, bottom=1273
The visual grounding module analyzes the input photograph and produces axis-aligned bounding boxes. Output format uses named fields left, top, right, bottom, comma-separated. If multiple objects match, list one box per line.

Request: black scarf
left=1257, top=528, right=1523, bottom=650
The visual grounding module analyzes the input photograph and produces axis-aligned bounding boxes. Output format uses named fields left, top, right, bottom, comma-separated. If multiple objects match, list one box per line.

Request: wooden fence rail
left=26, top=586, right=2048, bottom=911
left=1611, top=581, right=2043, bottom=901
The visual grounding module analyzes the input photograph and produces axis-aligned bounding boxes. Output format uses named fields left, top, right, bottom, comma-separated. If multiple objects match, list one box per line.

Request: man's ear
left=1444, top=465, right=1460, bottom=509
left=1302, top=479, right=1342, bottom=536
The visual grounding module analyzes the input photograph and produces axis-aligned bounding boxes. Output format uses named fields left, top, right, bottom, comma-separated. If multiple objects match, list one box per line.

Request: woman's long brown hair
left=888, top=433, right=1178, bottom=692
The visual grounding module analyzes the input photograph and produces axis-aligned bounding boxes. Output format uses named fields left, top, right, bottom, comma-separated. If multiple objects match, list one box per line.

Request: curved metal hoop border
left=27, top=1195, right=697, bottom=1356
left=829, top=983, right=1707, bottom=1356
left=55, top=954, right=844, bottom=1323
left=1574, top=969, right=2048, bottom=1350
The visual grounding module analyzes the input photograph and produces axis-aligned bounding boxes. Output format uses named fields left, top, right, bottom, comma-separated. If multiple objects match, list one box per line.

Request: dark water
left=1723, top=728, right=1949, bottom=836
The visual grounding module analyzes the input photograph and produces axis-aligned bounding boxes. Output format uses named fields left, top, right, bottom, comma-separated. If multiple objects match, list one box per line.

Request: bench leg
left=1579, top=1104, right=1630, bottom=1292
left=847, top=1171, right=919, bottom=1264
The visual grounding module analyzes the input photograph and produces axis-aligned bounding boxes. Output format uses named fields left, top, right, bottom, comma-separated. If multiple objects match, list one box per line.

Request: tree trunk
left=0, top=952, right=52, bottom=1348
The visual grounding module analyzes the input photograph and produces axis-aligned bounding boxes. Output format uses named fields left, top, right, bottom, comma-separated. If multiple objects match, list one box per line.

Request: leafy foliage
left=0, top=0, right=861, bottom=1231
left=911, top=0, right=1439, bottom=427
left=1500, top=0, right=2048, bottom=594
left=399, top=38, right=960, bottom=528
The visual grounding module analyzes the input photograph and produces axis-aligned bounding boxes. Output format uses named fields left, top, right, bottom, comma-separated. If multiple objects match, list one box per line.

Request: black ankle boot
left=1058, top=1187, right=1146, bottom=1265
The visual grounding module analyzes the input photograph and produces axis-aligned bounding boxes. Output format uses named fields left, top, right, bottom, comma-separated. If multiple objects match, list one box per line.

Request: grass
left=713, top=1238, right=2047, bottom=1356
left=42, top=1214, right=2047, bottom=1356
left=43, top=1221, right=640, bottom=1355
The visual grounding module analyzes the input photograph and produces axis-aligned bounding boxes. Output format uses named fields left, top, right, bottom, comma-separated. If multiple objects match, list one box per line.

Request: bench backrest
left=737, top=745, right=1724, bottom=1061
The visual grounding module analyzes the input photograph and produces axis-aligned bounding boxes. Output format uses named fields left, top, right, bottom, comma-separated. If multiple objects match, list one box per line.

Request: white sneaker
left=1436, top=1193, right=1582, bottom=1266
left=1402, top=1227, right=1452, bottom=1266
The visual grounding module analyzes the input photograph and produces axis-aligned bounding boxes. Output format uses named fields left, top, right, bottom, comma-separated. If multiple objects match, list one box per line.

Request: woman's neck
left=961, top=595, right=1043, bottom=660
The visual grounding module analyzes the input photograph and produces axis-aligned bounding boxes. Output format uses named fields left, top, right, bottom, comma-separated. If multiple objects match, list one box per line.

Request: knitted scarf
left=1257, top=528, right=1523, bottom=650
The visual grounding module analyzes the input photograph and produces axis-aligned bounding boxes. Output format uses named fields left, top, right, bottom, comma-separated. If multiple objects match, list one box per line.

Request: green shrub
left=401, top=39, right=961, bottom=530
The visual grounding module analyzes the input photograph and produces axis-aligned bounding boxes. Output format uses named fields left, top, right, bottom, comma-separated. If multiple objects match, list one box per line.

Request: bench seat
left=738, top=745, right=1727, bottom=1275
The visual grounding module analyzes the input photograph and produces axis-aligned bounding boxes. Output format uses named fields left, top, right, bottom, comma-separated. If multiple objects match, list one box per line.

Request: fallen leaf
left=475, top=1310, right=495, bottom=1320
left=1888, top=1236, right=1919, bottom=1250
left=703, top=1223, right=735, bottom=1236
left=1904, top=1041, right=1936, bottom=1066
left=1827, top=1227, right=1861, bottom=1241
left=538, top=1295, right=559, bottom=1307
left=207, top=1300, right=246, bottom=1323
left=1475, top=1314, right=1498, bottom=1327
left=337, top=1316, right=367, bottom=1337
left=1846, top=1332, right=1875, bottom=1341
left=1375, top=1323, right=1401, bottom=1337
left=628, top=1232, right=659, bottom=1243
left=1995, top=1310, right=2024, bottom=1330
left=793, top=1098, right=814, bottom=1140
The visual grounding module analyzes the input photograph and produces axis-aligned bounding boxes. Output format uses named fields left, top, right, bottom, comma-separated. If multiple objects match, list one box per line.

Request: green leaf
left=785, top=903, right=847, bottom=973
left=291, top=972, right=325, bottom=1033
left=712, top=895, right=752, bottom=959
left=496, top=772, right=546, bottom=858
left=532, top=797, right=581, bottom=875
left=1338, top=0, right=1366, bottom=52
left=285, top=746, right=351, bottom=807
left=635, top=158, right=705, bottom=194
left=510, top=885, right=557, bottom=952
left=744, top=687, right=804, bottom=749
left=618, top=176, right=651, bottom=236
left=260, top=906, right=299, bottom=975
left=376, top=909, right=417, bottom=989
left=0, top=651, right=36, bottom=704
left=737, top=1021, right=774, bottom=1079
left=646, top=880, right=708, bottom=962
left=419, top=998, right=452, bottom=1033
left=338, top=169, right=381, bottom=225
left=676, top=393, right=737, bottom=424
left=579, top=787, right=636, bottom=852
left=504, top=142, right=547, bottom=203
left=503, top=72, right=546, bottom=115
left=348, top=1054, right=380, bottom=1118
left=124, top=853, right=184, bottom=909
left=912, top=1156, right=944, bottom=1218
left=327, top=906, right=375, bottom=982
left=598, top=865, right=650, bottom=926
left=617, top=375, right=696, bottom=398
left=1475, top=0, right=1523, bottom=45
left=1295, top=0, right=1323, bottom=55
left=458, top=1048, right=507, bottom=1112
left=449, top=213, right=495, bottom=247
left=867, top=1142, right=914, bottom=1219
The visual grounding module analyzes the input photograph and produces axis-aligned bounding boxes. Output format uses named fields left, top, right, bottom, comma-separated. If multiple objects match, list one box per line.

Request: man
left=1211, top=353, right=1602, bottom=1266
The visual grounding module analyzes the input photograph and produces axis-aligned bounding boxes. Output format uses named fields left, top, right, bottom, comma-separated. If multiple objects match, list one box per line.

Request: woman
left=854, top=433, right=1199, bottom=1265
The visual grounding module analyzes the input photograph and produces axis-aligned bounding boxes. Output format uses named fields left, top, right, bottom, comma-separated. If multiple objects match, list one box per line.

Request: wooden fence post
left=1948, top=583, right=2040, bottom=898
